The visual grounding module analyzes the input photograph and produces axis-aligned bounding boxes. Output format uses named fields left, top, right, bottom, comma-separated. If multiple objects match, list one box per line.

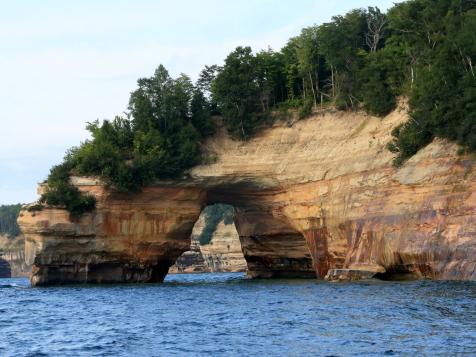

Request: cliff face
left=169, top=214, right=210, bottom=274
left=169, top=213, right=246, bottom=274
left=200, top=219, right=247, bottom=273
left=18, top=105, right=476, bottom=285
left=19, top=186, right=204, bottom=285
left=0, top=235, right=31, bottom=278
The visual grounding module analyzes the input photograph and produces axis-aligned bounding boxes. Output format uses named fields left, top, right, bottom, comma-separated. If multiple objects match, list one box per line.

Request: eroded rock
left=18, top=106, right=476, bottom=285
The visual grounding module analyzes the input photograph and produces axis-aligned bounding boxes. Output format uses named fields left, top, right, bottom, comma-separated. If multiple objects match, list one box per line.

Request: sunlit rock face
left=0, top=235, right=31, bottom=277
left=19, top=186, right=205, bottom=286
left=170, top=212, right=247, bottom=274
left=18, top=105, right=476, bottom=285
left=199, top=219, right=247, bottom=273
left=168, top=238, right=210, bottom=274
left=168, top=214, right=210, bottom=274
left=0, top=250, right=30, bottom=278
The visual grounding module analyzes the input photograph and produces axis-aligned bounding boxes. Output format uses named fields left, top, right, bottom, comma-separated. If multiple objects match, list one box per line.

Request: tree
left=358, top=49, right=397, bottom=116
left=197, top=64, right=221, bottom=114
left=212, top=46, right=264, bottom=139
left=191, top=89, right=215, bottom=138
left=40, top=0, right=476, bottom=215
left=255, top=48, right=287, bottom=110
left=197, top=65, right=221, bottom=96
left=365, top=7, right=388, bottom=52
left=388, top=0, right=476, bottom=164
left=41, top=65, right=214, bottom=213
left=294, top=26, right=328, bottom=107
left=318, top=9, right=368, bottom=108
left=281, top=37, right=302, bottom=100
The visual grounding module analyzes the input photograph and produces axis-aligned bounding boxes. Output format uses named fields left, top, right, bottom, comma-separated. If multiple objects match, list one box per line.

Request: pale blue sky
left=0, top=0, right=401, bottom=204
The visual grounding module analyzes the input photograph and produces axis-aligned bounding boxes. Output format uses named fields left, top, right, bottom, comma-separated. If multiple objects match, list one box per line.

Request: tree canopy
left=41, top=66, right=214, bottom=215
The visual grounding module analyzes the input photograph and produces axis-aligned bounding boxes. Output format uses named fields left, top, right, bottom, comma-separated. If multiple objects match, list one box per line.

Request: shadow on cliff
left=0, top=256, right=12, bottom=278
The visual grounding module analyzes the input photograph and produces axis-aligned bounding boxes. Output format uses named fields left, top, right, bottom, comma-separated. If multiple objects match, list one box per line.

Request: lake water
left=1, top=273, right=476, bottom=356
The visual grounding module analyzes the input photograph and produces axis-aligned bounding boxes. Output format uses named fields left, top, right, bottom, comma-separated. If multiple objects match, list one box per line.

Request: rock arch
left=19, top=181, right=320, bottom=286
left=204, top=186, right=316, bottom=278
left=18, top=109, right=476, bottom=285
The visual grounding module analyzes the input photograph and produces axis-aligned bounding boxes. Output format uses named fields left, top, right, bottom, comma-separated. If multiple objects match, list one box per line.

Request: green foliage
left=318, top=9, right=369, bottom=109
left=299, top=97, right=314, bottom=119
left=210, top=0, right=475, bottom=163
left=191, top=89, right=216, bottom=138
left=387, top=121, right=433, bottom=166
left=42, top=65, right=215, bottom=213
left=387, top=0, right=476, bottom=164
left=0, top=204, right=22, bottom=238
left=196, top=64, right=221, bottom=114
left=40, top=163, right=96, bottom=217
left=277, top=98, right=303, bottom=110
left=198, top=204, right=234, bottom=245
left=358, top=51, right=396, bottom=116
left=212, top=46, right=268, bottom=139
left=26, top=204, right=43, bottom=213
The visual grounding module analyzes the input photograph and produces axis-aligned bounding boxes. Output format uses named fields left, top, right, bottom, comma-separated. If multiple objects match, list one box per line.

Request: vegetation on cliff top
left=41, top=0, right=475, bottom=214
left=41, top=66, right=215, bottom=215
left=0, top=204, right=22, bottom=238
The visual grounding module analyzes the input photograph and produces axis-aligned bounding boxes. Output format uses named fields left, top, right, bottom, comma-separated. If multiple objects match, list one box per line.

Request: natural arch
left=170, top=204, right=246, bottom=274
left=18, top=181, right=323, bottom=286
left=18, top=108, right=476, bottom=285
left=171, top=200, right=316, bottom=279
left=202, top=186, right=316, bottom=279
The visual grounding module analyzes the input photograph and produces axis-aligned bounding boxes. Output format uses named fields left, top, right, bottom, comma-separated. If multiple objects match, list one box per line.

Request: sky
left=0, top=0, right=401, bottom=204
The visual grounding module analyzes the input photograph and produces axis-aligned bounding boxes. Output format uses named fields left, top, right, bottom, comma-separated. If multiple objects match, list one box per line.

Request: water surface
left=1, top=273, right=476, bottom=356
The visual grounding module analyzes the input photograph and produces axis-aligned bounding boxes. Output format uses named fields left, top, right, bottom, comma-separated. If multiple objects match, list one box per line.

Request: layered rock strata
left=0, top=250, right=31, bottom=278
left=169, top=213, right=247, bottom=274
left=200, top=219, right=247, bottom=273
left=168, top=238, right=209, bottom=274
left=0, top=235, right=31, bottom=278
left=169, top=214, right=210, bottom=274
left=19, top=186, right=204, bottom=285
left=18, top=106, right=476, bottom=285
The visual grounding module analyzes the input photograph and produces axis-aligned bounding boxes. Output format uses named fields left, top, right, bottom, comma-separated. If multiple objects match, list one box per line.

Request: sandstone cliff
left=18, top=105, right=476, bottom=285
left=169, top=212, right=246, bottom=274
left=0, top=235, right=31, bottom=278
left=169, top=214, right=210, bottom=274
left=200, top=218, right=247, bottom=273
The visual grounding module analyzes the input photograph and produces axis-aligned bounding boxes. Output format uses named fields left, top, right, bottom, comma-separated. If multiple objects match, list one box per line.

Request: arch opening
left=169, top=204, right=247, bottom=275
left=168, top=187, right=317, bottom=280
left=22, top=182, right=322, bottom=285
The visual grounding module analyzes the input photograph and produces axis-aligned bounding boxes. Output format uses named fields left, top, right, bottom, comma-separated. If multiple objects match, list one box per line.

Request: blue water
left=1, top=273, right=476, bottom=356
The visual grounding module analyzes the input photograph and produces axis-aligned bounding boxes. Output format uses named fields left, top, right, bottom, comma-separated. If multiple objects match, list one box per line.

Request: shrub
left=298, top=97, right=314, bottom=119
left=39, top=163, right=96, bottom=217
